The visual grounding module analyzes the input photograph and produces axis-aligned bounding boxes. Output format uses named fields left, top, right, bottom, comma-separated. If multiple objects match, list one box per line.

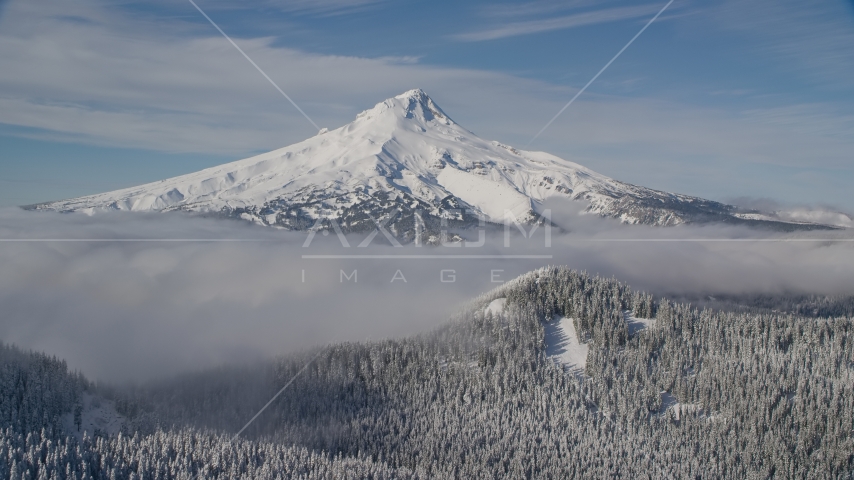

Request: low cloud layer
left=1, top=207, right=852, bottom=382
left=727, top=197, right=854, bottom=228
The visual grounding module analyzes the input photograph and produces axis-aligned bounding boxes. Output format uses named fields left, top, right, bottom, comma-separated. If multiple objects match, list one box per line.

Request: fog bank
left=1, top=207, right=852, bottom=381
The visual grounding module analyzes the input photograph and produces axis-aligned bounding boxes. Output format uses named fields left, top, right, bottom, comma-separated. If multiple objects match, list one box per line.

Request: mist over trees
left=669, top=292, right=854, bottom=319
left=1, top=267, right=853, bottom=478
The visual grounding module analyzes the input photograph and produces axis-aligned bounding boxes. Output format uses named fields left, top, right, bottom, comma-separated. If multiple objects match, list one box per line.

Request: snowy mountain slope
left=544, top=315, right=588, bottom=374
left=29, top=89, right=835, bottom=235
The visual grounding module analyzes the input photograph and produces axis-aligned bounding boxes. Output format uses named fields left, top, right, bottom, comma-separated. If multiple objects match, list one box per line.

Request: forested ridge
left=669, top=292, right=854, bottom=319
left=2, top=267, right=853, bottom=478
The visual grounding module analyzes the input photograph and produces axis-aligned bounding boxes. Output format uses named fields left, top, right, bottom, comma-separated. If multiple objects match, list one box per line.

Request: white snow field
left=484, top=298, right=506, bottom=316
left=624, top=310, right=656, bottom=335
left=658, top=391, right=703, bottom=420
left=543, top=316, right=588, bottom=373
left=61, top=393, right=127, bottom=441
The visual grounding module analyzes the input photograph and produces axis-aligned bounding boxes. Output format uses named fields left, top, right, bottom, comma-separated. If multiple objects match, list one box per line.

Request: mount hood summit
left=30, top=89, right=831, bottom=237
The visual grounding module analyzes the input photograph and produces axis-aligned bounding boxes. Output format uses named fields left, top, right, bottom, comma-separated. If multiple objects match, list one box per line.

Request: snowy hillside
left=29, top=89, right=834, bottom=234
left=3, top=268, right=854, bottom=477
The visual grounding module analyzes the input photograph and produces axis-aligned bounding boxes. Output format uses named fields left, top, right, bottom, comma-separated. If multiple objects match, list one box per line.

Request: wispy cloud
left=476, top=0, right=602, bottom=19
left=741, top=103, right=854, bottom=141
left=163, top=0, right=389, bottom=17
left=713, top=0, right=854, bottom=90
left=0, top=0, right=562, bottom=153
left=451, top=4, right=661, bottom=42
left=265, top=0, right=387, bottom=16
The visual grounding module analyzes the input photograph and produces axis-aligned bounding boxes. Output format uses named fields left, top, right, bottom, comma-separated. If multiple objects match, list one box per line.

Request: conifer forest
left=1, top=267, right=852, bottom=479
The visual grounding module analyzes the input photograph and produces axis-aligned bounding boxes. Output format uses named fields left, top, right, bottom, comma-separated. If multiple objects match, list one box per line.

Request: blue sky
left=1, top=0, right=853, bottom=209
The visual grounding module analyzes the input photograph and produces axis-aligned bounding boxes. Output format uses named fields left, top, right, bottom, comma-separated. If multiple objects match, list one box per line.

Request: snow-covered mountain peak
left=30, top=89, right=835, bottom=234
left=353, top=88, right=458, bottom=134
left=394, top=88, right=454, bottom=122
left=396, top=87, right=429, bottom=101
